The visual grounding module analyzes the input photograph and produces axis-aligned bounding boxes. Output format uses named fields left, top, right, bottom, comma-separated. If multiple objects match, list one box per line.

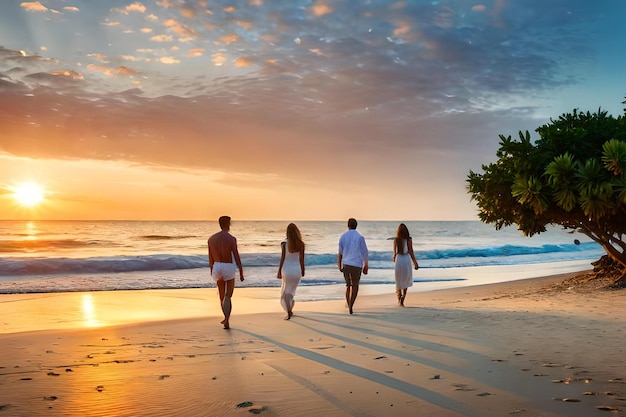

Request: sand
left=1, top=271, right=625, bottom=417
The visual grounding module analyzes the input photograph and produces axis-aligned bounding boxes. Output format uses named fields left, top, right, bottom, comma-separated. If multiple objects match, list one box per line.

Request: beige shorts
left=212, top=262, right=236, bottom=282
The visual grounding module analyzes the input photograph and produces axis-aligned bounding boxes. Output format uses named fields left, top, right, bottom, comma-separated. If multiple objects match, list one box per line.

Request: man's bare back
left=208, top=231, right=237, bottom=264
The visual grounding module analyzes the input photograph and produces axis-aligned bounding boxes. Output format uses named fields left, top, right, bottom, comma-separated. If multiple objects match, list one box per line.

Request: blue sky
left=0, top=0, right=624, bottom=220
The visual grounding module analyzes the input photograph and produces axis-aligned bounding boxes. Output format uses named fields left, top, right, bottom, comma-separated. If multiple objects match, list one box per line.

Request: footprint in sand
left=596, top=406, right=621, bottom=411
left=452, top=383, right=477, bottom=392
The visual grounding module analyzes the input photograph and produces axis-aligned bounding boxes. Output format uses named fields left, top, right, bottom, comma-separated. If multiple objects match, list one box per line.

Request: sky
left=0, top=0, right=625, bottom=221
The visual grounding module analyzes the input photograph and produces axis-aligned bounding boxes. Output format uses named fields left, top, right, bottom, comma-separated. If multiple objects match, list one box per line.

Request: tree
left=467, top=100, right=626, bottom=285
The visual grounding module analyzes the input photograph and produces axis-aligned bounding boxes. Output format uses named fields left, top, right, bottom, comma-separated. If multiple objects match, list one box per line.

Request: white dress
left=394, top=239, right=413, bottom=290
left=280, top=240, right=302, bottom=313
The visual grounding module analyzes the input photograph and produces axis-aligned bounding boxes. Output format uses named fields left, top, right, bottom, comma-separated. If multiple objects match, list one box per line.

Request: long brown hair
left=395, top=223, right=410, bottom=254
left=286, top=223, right=304, bottom=253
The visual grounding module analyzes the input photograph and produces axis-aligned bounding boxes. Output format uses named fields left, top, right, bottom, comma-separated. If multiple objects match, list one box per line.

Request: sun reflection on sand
left=81, top=294, right=103, bottom=328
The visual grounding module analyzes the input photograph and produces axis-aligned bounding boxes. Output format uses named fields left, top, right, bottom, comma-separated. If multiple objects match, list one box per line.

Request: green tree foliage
left=467, top=102, right=626, bottom=280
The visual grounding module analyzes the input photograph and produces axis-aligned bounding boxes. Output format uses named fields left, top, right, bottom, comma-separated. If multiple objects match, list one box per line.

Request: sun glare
left=11, top=182, right=46, bottom=207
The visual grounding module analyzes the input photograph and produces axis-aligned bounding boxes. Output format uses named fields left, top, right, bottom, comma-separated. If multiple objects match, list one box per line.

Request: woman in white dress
left=393, top=223, right=419, bottom=306
left=277, top=223, right=305, bottom=319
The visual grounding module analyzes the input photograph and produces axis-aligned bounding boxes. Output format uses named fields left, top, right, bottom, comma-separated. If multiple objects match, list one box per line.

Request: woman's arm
left=392, top=238, right=398, bottom=262
left=408, top=238, right=419, bottom=269
left=277, top=241, right=286, bottom=278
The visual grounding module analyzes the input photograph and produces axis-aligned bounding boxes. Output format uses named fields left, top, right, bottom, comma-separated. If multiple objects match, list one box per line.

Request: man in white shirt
left=337, top=218, right=369, bottom=314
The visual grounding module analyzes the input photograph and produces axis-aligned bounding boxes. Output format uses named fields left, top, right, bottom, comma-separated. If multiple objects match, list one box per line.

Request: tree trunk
left=611, top=272, right=626, bottom=288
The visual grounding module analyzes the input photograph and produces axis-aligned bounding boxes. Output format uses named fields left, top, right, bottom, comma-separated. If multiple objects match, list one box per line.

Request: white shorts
left=212, top=262, right=236, bottom=282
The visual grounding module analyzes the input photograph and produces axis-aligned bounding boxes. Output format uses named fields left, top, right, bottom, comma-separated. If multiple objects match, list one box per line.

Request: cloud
left=151, top=34, right=173, bottom=42
left=234, top=57, right=252, bottom=67
left=184, top=48, right=205, bottom=58
left=50, top=70, right=84, bottom=79
left=163, top=18, right=198, bottom=41
left=121, top=2, right=148, bottom=14
left=211, top=52, right=227, bottom=66
left=219, top=34, right=239, bottom=45
left=20, top=1, right=47, bottom=12
left=86, top=64, right=138, bottom=77
left=159, top=56, right=180, bottom=64
left=87, top=53, right=110, bottom=63
left=309, top=1, right=333, bottom=17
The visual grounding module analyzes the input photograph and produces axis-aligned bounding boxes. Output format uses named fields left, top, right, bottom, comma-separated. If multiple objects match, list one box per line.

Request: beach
left=1, top=271, right=625, bottom=417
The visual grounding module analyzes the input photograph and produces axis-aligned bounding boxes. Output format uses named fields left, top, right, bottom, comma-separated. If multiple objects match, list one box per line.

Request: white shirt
left=338, top=229, right=368, bottom=268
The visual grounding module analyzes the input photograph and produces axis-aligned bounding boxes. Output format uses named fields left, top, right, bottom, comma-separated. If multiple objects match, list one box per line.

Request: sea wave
left=0, top=241, right=602, bottom=277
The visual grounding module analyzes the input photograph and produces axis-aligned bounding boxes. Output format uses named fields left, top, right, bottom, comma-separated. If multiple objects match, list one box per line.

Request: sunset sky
left=1, top=0, right=624, bottom=221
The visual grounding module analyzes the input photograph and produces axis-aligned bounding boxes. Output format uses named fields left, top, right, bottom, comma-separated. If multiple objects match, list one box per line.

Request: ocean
left=0, top=220, right=604, bottom=298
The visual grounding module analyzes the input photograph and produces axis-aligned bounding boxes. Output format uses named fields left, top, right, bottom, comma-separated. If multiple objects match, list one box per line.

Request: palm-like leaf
left=512, top=176, right=548, bottom=214
left=602, top=139, right=626, bottom=175
left=544, top=153, right=579, bottom=211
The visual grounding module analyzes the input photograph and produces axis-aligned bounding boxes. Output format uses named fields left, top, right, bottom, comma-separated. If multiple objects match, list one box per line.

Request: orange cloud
left=184, top=48, right=205, bottom=58
left=50, top=70, right=84, bottom=79
left=159, top=57, right=180, bottom=64
left=86, top=64, right=138, bottom=77
left=234, top=57, right=252, bottom=67
left=179, top=6, right=197, bottom=18
left=163, top=19, right=198, bottom=42
left=151, top=34, right=173, bottom=42
left=236, top=20, right=253, bottom=30
left=220, top=34, right=239, bottom=45
left=20, top=1, right=48, bottom=12
left=212, top=52, right=227, bottom=66
left=87, top=53, right=109, bottom=63
left=310, top=1, right=333, bottom=17
left=124, top=2, right=147, bottom=14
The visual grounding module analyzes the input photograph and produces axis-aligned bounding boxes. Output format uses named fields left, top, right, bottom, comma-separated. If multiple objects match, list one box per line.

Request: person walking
left=393, top=223, right=419, bottom=306
left=277, top=223, right=305, bottom=320
left=338, top=218, right=368, bottom=314
left=208, top=215, right=244, bottom=329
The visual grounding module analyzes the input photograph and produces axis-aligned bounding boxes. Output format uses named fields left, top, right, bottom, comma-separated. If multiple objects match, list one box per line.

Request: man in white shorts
left=208, top=216, right=244, bottom=329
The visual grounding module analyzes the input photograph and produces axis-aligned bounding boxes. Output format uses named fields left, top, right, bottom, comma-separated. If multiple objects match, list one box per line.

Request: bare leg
left=217, top=279, right=235, bottom=329
left=348, top=284, right=359, bottom=314
left=217, top=279, right=226, bottom=321
left=400, top=289, right=407, bottom=306
left=283, top=294, right=294, bottom=320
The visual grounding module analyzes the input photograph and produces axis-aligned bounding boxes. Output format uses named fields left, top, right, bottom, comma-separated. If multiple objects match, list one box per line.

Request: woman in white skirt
left=277, top=223, right=305, bottom=319
left=393, top=223, right=419, bottom=306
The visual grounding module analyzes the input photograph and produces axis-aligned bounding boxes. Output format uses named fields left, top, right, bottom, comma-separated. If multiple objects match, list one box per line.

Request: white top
left=338, top=229, right=368, bottom=268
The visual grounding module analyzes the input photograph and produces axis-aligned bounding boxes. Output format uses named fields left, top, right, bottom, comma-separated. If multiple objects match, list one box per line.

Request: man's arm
left=207, top=239, right=214, bottom=273
left=361, top=237, right=369, bottom=275
left=337, top=253, right=343, bottom=272
left=232, top=238, right=244, bottom=281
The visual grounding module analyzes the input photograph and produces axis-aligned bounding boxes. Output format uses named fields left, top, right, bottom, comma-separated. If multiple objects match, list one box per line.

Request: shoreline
left=2, top=270, right=625, bottom=416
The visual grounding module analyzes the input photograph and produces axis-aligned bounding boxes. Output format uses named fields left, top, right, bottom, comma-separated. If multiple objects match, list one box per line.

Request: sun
left=11, top=181, right=46, bottom=207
